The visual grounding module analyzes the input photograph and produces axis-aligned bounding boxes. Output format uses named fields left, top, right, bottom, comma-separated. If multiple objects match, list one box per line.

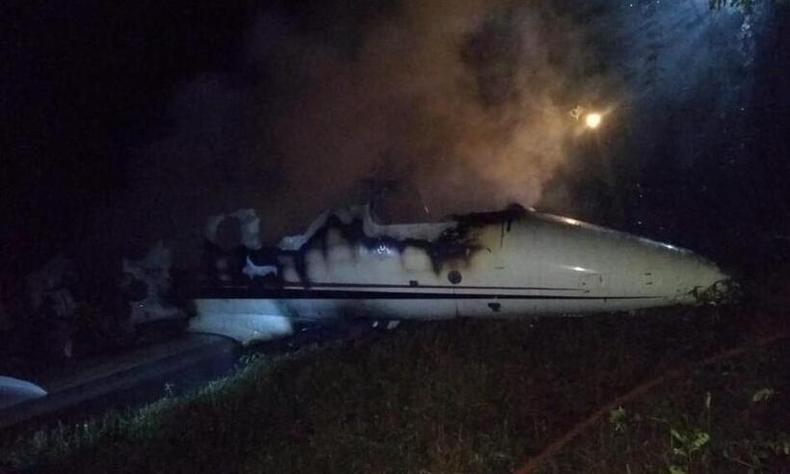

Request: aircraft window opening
left=448, top=270, right=462, bottom=285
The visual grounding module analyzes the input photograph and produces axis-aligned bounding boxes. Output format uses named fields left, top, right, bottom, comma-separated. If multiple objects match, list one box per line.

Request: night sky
left=4, top=0, right=256, bottom=269
left=3, top=0, right=790, bottom=284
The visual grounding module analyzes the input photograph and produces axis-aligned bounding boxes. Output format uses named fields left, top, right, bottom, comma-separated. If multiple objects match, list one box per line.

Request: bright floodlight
left=585, top=112, right=602, bottom=129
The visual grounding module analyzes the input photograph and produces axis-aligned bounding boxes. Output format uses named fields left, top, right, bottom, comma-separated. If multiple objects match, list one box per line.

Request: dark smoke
left=111, top=0, right=767, bottom=266
left=109, top=0, right=599, bottom=265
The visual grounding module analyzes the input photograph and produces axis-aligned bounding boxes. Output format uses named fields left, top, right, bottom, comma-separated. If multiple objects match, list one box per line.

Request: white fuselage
left=190, top=206, right=728, bottom=344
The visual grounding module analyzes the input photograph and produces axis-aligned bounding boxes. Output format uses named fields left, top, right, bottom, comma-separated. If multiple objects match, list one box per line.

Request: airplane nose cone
left=621, top=237, right=733, bottom=305
left=667, top=253, right=733, bottom=304
left=691, top=265, right=735, bottom=304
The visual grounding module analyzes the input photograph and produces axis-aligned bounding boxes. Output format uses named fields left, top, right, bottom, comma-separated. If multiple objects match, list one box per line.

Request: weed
left=0, top=309, right=787, bottom=473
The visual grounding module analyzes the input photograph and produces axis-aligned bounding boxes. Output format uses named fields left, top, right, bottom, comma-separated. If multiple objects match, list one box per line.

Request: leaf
left=691, top=431, right=710, bottom=450
left=751, top=387, right=775, bottom=403
left=609, top=406, right=626, bottom=422
left=609, top=406, right=629, bottom=433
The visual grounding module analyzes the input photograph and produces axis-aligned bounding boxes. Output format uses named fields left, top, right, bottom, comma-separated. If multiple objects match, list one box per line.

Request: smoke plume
left=268, top=1, right=584, bottom=225
left=116, top=0, right=593, bottom=260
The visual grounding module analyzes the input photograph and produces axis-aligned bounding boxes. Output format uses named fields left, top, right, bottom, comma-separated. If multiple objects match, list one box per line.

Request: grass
left=0, top=304, right=788, bottom=473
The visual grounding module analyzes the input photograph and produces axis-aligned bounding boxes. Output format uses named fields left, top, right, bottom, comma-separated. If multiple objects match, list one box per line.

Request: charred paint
left=236, top=205, right=530, bottom=287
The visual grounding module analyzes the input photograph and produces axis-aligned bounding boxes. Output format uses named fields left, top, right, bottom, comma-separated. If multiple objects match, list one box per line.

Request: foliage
left=668, top=427, right=711, bottom=473
left=0, top=308, right=787, bottom=473
left=722, top=433, right=790, bottom=472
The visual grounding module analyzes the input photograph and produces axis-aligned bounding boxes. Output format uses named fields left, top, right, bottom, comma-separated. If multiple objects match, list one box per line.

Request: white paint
left=191, top=208, right=729, bottom=344
left=241, top=256, right=277, bottom=280
left=0, top=376, right=47, bottom=410
left=278, top=205, right=455, bottom=251
left=189, top=299, right=293, bottom=345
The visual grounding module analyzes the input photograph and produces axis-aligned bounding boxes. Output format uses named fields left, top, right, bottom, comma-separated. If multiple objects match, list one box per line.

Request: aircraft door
left=455, top=221, right=511, bottom=318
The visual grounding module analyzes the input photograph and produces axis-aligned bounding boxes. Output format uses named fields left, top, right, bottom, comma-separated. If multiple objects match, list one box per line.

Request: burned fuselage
left=191, top=205, right=730, bottom=343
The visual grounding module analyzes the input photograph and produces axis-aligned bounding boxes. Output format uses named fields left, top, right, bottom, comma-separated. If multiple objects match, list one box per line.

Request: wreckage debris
left=121, top=241, right=185, bottom=326
left=25, top=257, right=79, bottom=358
left=204, top=209, right=265, bottom=285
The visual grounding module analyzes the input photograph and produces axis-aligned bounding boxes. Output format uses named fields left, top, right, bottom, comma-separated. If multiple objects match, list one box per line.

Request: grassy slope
left=1, top=306, right=788, bottom=473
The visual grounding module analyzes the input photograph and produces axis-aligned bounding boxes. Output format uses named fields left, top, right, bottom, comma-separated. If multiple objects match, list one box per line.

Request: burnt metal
left=206, top=204, right=532, bottom=288
left=276, top=210, right=491, bottom=284
left=448, top=270, right=462, bottom=285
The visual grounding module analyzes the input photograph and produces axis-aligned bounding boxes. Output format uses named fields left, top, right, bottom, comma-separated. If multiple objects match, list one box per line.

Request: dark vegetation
left=1, top=289, right=788, bottom=473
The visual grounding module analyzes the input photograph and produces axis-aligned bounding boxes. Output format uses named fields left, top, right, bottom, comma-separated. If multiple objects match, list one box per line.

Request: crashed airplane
left=190, top=204, right=731, bottom=344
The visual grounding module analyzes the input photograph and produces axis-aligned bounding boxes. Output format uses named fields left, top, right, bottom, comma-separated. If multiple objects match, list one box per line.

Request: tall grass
left=1, top=307, right=787, bottom=473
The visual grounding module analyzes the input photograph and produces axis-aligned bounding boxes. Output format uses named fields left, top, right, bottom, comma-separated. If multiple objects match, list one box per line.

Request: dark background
left=3, top=0, right=789, bottom=289
left=3, top=0, right=256, bottom=270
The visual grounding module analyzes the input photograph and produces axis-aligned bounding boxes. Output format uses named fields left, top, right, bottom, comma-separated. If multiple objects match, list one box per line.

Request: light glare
left=585, top=112, right=602, bottom=129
